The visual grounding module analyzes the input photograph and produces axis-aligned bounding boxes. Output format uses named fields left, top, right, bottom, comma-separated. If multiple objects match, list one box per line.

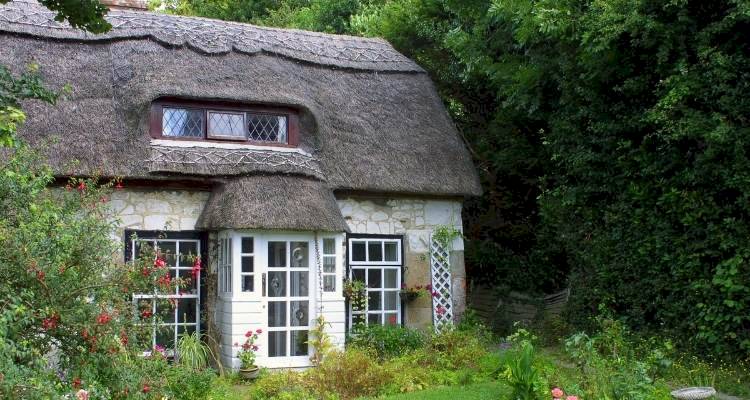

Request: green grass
left=359, top=382, right=510, bottom=400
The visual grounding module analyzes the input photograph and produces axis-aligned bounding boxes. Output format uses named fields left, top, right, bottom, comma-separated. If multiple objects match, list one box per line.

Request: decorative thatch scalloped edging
left=0, top=0, right=423, bottom=72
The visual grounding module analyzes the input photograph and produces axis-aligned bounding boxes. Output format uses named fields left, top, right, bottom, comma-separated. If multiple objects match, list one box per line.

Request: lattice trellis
left=430, top=236, right=453, bottom=331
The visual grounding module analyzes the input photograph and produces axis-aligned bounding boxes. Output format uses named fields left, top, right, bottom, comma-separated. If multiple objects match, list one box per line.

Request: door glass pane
left=368, top=291, right=382, bottom=311
left=351, top=241, right=366, bottom=261
left=241, top=256, right=254, bottom=273
left=241, top=237, right=254, bottom=254
left=368, top=242, right=383, bottom=262
left=242, top=275, right=254, bottom=292
left=384, top=269, right=398, bottom=288
left=177, top=298, right=197, bottom=323
left=268, top=271, right=286, bottom=297
left=323, top=256, right=335, bottom=273
left=268, top=242, right=286, bottom=268
left=384, top=291, right=398, bottom=311
left=268, top=301, right=286, bottom=327
left=290, top=272, right=308, bottom=297
left=384, top=242, right=398, bottom=262
left=291, top=330, right=308, bottom=356
left=323, top=275, right=335, bottom=292
left=323, top=238, right=335, bottom=254
left=290, top=301, right=309, bottom=327
left=368, top=269, right=381, bottom=288
left=290, top=242, right=309, bottom=268
left=268, top=331, right=286, bottom=357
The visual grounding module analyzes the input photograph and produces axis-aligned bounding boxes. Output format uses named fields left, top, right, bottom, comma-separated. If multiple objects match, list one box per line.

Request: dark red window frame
left=149, top=98, right=300, bottom=147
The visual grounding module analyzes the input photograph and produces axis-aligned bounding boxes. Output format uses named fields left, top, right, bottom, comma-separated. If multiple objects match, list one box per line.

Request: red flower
left=141, top=267, right=151, bottom=277
left=82, top=328, right=89, bottom=340
left=251, top=345, right=259, bottom=351
left=96, top=311, right=111, bottom=325
left=114, top=181, right=124, bottom=190
left=156, top=274, right=171, bottom=288
left=77, top=181, right=86, bottom=192
left=141, top=309, right=152, bottom=319
left=41, top=314, right=59, bottom=330
left=191, top=257, right=201, bottom=279
left=388, top=315, right=398, bottom=324
left=245, top=331, right=253, bottom=337
left=242, top=343, right=250, bottom=350
left=72, top=377, right=82, bottom=390
left=154, top=258, right=166, bottom=269
left=36, top=270, right=45, bottom=281
left=431, top=291, right=439, bottom=298
left=120, top=330, right=129, bottom=346
left=255, top=328, right=263, bottom=334
left=142, top=384, right=150, bottom=393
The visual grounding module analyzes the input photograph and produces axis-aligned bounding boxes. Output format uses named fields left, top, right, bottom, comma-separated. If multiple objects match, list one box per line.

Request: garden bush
left=348, top=324, right=425, bottom=360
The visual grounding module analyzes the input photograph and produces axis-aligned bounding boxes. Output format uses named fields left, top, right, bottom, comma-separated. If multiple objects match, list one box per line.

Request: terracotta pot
left=239, top=366, right=260, bottom=380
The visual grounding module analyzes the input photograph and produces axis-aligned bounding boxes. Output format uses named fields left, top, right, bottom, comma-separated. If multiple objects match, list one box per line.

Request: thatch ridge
left=197, top=174, right=349, bottom=232
left=0, top=0, right=422, bottom=72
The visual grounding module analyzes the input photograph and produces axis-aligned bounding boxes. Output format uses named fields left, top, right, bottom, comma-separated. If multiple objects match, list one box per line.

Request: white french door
left=259, top=236, right=314, bottom=368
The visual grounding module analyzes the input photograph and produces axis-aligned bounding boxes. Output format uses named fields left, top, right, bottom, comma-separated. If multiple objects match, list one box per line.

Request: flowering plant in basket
left=399, top=283, right=436, bottom=302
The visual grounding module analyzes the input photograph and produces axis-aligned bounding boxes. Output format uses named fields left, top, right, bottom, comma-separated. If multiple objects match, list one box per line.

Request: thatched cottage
left=0, top=0, right=481, bottom=369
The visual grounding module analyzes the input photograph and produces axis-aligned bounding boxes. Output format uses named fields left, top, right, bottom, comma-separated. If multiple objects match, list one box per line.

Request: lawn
left=360, top=382, right=510, bottom=400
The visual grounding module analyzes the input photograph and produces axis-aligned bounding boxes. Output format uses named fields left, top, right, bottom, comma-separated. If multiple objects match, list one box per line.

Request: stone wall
left=336, top=196, right=466, bottom=329
left=107, top=188, right=210, bottom=240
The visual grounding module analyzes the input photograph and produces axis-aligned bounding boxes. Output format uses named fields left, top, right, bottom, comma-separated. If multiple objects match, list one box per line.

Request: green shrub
left=305, top=349, right=393, bottom=399
left=348, top=324, right=425, bottom=360
left=248, top=369, right=314, bottom=400
left=504, top=341, right=545, bottom=400
left=165, top=365, right=215, bottom=400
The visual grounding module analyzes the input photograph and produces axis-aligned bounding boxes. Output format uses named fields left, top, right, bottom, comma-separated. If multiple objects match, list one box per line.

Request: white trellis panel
left=430, top=236, right=453, bottom=331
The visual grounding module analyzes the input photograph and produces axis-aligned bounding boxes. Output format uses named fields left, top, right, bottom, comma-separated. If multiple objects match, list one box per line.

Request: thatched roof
left=196, top=175, right=349, bottom=232
left=0, top=1, right=481, bottom=231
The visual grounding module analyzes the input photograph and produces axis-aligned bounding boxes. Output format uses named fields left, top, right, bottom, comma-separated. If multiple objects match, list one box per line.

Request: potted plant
left=237, top=329, right=261, bottom=379
left=399, top=283, right=432, bottom=302
left=343, top=279, right=367, bottom=312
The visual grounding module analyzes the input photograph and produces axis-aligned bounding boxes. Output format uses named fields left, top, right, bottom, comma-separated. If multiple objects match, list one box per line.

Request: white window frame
left=128, top=236, right=202, bottom=353
left=348, top=236, right=403, bottom=328
left=239, top=236, right=255, bottom=293
left=218, top=235, right=233, bottom=298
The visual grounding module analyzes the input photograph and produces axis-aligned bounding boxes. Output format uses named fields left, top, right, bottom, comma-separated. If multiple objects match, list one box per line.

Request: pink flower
left=255, top=328, right=263, bottom=334
left=76, top=389, right=89, bottom=400
left=252, top=345, right=259, bottom=351
left=551, top=388, right=564, bottom=398
left=436, top=305, right=446, bottom=315
left=234, top=342, right=239, bottom=347
left=154, top=258, right=166, bottom=269
left=245, top=331, right=253, bottom=337
left=565, top=397, right=578, bottom=400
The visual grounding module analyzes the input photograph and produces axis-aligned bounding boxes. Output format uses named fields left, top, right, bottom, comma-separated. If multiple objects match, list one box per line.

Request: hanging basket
left=399, top=291, right=420, bottom=302
left=670, top=387, right=716, bottom=400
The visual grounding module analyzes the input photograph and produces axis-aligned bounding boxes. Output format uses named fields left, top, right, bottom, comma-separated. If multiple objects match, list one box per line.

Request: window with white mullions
left=240, top=237, right=255, bottom=292
left=348, top=237, right=402, bottom=328
left=218, top=237, right=232, bottom=295
left=322, top=238, right=336, bottom=292
left=128, top=237, right=201, bottom=353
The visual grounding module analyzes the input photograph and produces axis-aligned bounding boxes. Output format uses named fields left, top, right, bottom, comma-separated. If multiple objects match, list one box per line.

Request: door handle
left=262, top=273, right=266, bottom=297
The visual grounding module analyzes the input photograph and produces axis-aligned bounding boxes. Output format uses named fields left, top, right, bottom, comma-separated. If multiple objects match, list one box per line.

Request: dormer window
left=151, top=99, right=299, bottom=146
